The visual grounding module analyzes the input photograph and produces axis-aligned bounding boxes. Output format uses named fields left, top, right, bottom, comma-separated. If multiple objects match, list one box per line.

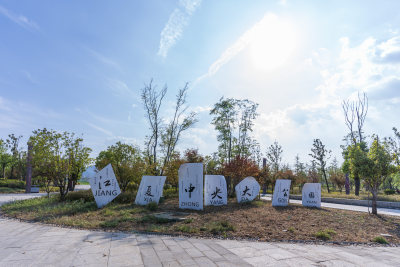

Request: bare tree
left=342, top=92, right=368, bottom=195
left=141, top=79, right=167, bottom=173
left=141, top=80, right=197, bottom=175
left=266, top=141, right=283, bottom=174
left=160, top=83, right=197, bottom=175
left=309, top=138, right=331, bottom=193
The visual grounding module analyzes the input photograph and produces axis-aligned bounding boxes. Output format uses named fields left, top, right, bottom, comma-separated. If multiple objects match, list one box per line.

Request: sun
left=248, top=14, right=298, bottom=71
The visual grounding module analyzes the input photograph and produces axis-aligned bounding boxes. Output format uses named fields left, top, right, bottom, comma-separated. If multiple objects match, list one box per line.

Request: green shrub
left=372, top=236, right=388, bottom=244
left=315, top=229, right=337, bottom=240
left=0, top=179, right=25, bottom=189
left=384, top=189, right=396, bottom=195
left=65, top=190, right=94, bottom=202
left=163, top=188, right=178, bottom=199
left=114, top=192, right=136, bottom=204
left=175, top=225, right=198, bottom=233
left=100, top=219, right=119, bottom=228
left=184, top=218, right=194, bottom=224
left=315, top=231, right=331, bottom=240
left=209, top=221, right=235, bottom=235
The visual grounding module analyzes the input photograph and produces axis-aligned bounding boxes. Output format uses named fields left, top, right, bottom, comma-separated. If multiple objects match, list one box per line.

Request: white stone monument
left=204, top=175, right=227, bottom=206
left=302, top=183, right=321, bottom=208
left=272, top=179, right=291, bottom=207
left=89, top=164, right=121, bottom=208
left=179, top=163, right=203, bottom=210
left=235, top=176, right=260, bottom=203
left=135, top=176, right=166, bottom=205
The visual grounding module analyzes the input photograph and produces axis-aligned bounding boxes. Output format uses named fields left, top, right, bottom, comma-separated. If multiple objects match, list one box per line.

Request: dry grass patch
left=2, top=190, right=400, bottom=244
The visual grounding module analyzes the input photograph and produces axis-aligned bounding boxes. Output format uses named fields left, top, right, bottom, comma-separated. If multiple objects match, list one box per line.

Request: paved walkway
left=261, top=196, right=400, bottom=217
left=1, top=217, right=400, bottom=267
left=1, top=191, right=400, bottom=266
left=0, top=185, right=90, bottom=206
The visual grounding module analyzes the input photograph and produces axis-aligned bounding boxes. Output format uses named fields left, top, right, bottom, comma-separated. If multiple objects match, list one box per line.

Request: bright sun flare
left=248, top=14, right=298, bottom=71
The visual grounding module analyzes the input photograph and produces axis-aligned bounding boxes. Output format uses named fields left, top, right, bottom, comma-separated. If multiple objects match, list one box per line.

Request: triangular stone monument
left=135, top=176, right=166, bottom=205
left=89, top=164, right=121, bottom=208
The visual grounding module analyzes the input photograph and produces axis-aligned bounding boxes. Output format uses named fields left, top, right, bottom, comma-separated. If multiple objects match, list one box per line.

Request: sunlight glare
left=248, top=14, right=298, bottom=71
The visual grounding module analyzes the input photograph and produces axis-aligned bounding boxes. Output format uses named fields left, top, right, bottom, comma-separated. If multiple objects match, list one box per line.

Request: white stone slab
left=204, top=175, right=227, bottom=206
left=235, top=176, right=260, bottom=203
left=179, top=163, right=203, bottom=210
left=272, top=179, right=291, bottom=207
left=302, top=183, right=321, bottom=208
left=135, top=176, right=166, bottom=205
left=89, top=164, right=121, bottom=208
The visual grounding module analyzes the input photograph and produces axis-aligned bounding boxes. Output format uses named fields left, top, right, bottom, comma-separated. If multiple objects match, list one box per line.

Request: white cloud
left=86, top=122, right=113, bottom=137
left=248, top=34, right=400, bottom=164
left=86, top=47, right=121, bottom=71
left=158, top=0, right=202, bottom=58
left=0, top=5, right=39, bottom=31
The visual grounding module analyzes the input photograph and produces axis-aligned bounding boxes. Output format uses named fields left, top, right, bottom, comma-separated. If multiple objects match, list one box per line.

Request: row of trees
left=0, top=134, right=25, bottom=180
left=2, top=80, right=399, bottom=214
left=0, top=129, right=91, bottom=201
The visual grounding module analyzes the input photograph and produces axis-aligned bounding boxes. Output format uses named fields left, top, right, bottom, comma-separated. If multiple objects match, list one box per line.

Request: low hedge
left=0, top=179, right=25, bottom=189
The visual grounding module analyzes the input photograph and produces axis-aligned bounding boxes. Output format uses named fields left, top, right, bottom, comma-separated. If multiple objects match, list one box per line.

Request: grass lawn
left=0, top=187, right=25, bottom=193
left=2, top=190, right=400, bottom=244
left=320, top=192, right=400, bottom=202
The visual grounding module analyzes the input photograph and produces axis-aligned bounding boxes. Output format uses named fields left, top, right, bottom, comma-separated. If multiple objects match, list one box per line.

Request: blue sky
left=1, top=0, right=400, bottom=167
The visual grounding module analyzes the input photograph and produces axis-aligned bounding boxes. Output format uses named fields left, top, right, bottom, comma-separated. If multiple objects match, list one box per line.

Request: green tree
left=6, top=134, right=22, bottom=179
left=266, top=141, right=283, bottom=175
left=66, top=135, right=92, bottom=191
left=348, top=136, right=394, bottom=214
left=210, top=98, right=259, bottom=163
left=309, top=139, right=331, bottom=193
left=210, top=98, right=237, bottom=163
left=0, top=139, right=12, bottom=179
left=96, top=141, right=144, bottom=192
left=30, top=129, right=91, bottom=200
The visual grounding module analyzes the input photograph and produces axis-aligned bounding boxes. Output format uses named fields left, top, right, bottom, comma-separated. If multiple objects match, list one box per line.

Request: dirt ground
left=3, top=195, right=400, bottom=244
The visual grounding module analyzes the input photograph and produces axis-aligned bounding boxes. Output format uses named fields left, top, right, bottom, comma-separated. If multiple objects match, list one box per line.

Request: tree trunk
left=1, top=163, right=5, bottom=178
left=322, top=170, right=330, bottom=193
left=371, top=188, right=378, bottom=215
left=25, top=143, right=32, bottom=193
left=262, top=184, right=267, bottom=194
left=354, top=174, right=360, bottom=196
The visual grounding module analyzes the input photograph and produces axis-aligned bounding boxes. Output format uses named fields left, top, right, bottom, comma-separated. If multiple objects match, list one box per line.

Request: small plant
left=100, top=219, right=119, bottom=228
left=315, top=229, right=337, bottom=240
left=372, top=236, right=388, bottom=244
left=102, top=209, right=115, bottom=217
left=288, top=227, right=295, bottom=233
left=146, top=202, right=158, bottom=211
left=184, top=218, right=194, bottom=224
left=251, top=200, right=264, bottom=207
left=209, top=220, right=235, bottom=235
left=175, top=225, right=198, bottom=233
